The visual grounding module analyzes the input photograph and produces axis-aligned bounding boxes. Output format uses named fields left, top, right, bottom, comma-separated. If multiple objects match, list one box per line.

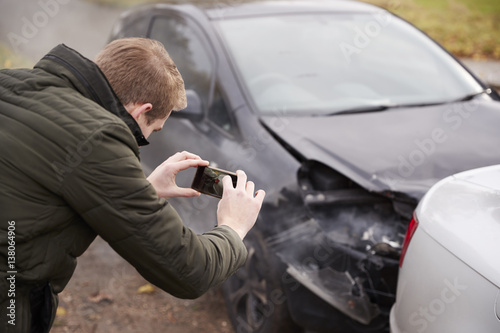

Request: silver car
left=390, top=165, right=500, bottom=333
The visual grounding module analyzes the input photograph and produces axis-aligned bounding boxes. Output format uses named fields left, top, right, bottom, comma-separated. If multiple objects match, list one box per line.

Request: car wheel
left=222, top=230, right=302, bottom=333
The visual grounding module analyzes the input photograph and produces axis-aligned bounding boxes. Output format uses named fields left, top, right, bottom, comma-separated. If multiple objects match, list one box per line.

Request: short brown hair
left=94, top=38, right=186, bottom=124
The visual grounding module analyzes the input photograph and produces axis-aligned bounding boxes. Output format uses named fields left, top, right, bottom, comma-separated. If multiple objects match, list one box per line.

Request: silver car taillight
left=399, top=213, right=419, bottom=268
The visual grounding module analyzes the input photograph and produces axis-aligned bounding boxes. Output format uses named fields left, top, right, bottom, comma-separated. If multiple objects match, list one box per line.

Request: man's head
left=94, top=37, right=186, bottom=138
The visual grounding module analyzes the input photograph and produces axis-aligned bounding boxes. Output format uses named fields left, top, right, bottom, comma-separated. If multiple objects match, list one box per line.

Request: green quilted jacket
left=0, top=44, right=246, bottom=332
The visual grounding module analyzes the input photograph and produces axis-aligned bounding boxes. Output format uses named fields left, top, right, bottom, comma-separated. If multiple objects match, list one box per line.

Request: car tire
left=222, top=230, right=302, bottom=333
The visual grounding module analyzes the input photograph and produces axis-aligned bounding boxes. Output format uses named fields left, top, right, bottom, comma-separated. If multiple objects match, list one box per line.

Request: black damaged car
left=108, top=1, right=500, bottom=332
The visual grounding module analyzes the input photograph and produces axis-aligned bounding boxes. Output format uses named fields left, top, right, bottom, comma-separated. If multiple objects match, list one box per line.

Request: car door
left=140, top=11, right=245, bottom=233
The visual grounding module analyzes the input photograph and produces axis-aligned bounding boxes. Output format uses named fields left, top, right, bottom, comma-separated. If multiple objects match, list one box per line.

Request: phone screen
left=191, top=166, right=237, bottom=199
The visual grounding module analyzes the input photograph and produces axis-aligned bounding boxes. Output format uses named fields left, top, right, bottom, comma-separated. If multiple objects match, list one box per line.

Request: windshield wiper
left=330, top=104, right=396, bottom=116
left=453, top=88, right=491, bottom=102
left=328, top=101, right=449, bottom=116
left=326, top=89, right=492, bottom=116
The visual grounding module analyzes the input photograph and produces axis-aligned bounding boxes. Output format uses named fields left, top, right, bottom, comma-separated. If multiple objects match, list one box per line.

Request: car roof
left=140, top=0, right=382, bottom=21
left=200, top=0, right=382, bottom=20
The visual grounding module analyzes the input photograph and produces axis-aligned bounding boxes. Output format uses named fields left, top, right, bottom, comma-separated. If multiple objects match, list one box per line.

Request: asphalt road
left=0, top=0, right=123, bottom=62
left=461, top=58, right=500, bottom=90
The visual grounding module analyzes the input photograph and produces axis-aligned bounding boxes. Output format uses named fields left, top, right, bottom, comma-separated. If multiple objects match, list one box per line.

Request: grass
left=360, top=0, right=500, bottom=60
left=416, top=0, right=500, bottom=13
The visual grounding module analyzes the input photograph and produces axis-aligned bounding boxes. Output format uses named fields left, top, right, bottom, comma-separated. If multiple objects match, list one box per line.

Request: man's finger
left=245, top=181, right=255, bottom=196
left=221, top=175, right=234, bottom=197
left=235, top=170, right=247, bottom=191
left=168, top=151, right=203, bottom=163
left=254, top=189, right=266, bottom=203
left=172, top=159, right=209, bottom=173
left=174, top=187, right=202, bottom=198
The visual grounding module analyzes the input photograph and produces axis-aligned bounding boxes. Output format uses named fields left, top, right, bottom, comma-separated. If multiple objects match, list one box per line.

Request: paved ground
left=461, top=58, right=500, bottom=90
left=51, top=237, right=234, bottom=333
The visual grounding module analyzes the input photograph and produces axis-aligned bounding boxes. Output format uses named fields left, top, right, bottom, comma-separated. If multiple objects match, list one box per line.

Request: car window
left=217, top=14, right=484, bottom=116
left=149, top=15, right=213, bottom=111
left=149, top=15, right=234, bottom=135
left=119, top=17, right=150, bottom=38
left=209, top=85, right=234, bottom=134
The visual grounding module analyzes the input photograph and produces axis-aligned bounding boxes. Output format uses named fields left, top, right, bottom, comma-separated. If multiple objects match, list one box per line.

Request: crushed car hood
left=260, top=99, right=500, bottom=200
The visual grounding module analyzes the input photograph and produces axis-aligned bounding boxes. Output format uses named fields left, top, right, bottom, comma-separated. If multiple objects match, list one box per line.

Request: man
left=0, top=38, right=265, bottom=332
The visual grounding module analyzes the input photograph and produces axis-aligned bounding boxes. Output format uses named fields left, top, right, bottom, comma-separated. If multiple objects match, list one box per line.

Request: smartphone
left=191, top=166, right=238, bottom=199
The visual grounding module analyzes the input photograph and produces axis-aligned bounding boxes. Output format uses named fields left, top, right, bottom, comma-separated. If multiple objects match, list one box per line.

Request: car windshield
left=217, top=13, right=484, bottom=116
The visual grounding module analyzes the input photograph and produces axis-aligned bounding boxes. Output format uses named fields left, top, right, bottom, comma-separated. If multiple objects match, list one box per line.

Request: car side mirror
left=172, top=89, right=203, bottom=122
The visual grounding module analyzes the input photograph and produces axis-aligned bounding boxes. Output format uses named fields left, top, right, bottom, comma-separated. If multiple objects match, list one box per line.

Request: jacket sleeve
left=60, top=123, right=247, bottom=299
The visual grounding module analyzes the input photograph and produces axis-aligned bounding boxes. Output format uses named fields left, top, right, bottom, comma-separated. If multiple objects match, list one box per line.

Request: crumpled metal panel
left=268, top=219, right=383, bottom=325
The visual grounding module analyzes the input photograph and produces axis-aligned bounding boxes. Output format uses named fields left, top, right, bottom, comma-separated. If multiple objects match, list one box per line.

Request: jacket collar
left=35, top=44, right=149, bottom=146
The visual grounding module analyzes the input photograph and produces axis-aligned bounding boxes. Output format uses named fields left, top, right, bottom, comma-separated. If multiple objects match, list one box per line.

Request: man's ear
left=129, top=103, right=153, bottom=121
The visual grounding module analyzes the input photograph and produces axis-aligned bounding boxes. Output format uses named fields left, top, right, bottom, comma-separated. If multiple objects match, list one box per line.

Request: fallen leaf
left=56, top=306, right=67, bottom=316
left=88, top=292, right=114, bottom=304
left=137, top=283, right=155, bottom=294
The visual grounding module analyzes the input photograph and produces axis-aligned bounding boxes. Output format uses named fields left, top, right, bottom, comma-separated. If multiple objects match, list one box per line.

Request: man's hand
left=217, top=170, right=266, bottom=240
left=147, top=151, right=209, bottom=199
